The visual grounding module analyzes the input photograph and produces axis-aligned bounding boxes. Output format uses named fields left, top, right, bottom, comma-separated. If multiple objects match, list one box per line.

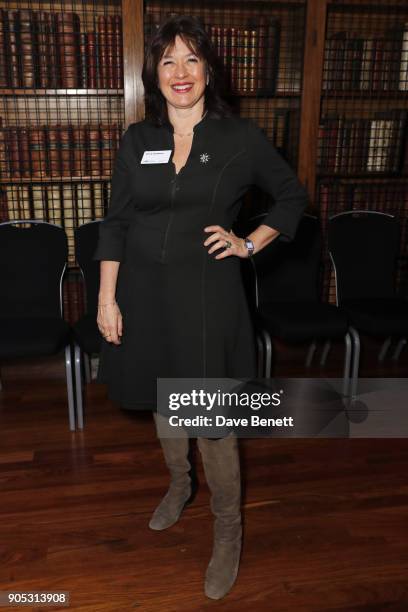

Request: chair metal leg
left=349, top=326, right=360, bottom=401
left=261, top=328, right=272, bottom=378
left=378, top=336, right=391, bottom=362
left=256, top=332, right=264, bottom=378
left=392, top=338, right=407, bottom=361
left=320, top=340, right=331, bottom=366
left=64, top=344, right=76, bottom=431
left=342, top=332, right=352, bottom=398
left=305, top=341, right=316, bottom=367
left=74, top=343, right=84, bottom=430
left=83, top=352, right=91, bottom=383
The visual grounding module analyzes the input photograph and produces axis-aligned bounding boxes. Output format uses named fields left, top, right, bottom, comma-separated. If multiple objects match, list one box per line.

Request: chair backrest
left=328, top=210, right=400, bottom=303
left=243, top=214, right=321, bottom=308
left=0, top=220, right=68, bottom=318
left=74, top=220, right=101, bottom=316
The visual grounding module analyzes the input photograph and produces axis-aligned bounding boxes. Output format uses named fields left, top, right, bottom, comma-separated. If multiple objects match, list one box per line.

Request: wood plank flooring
left=0, top=341, right=407, bottom=611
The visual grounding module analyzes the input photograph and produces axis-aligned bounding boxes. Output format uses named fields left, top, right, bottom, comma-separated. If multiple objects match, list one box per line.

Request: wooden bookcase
left=0, top=0, right=407, bottom=322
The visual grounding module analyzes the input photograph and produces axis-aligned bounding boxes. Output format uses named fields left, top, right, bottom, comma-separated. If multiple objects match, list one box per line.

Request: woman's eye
left=188, top=57, right=198, bottom=62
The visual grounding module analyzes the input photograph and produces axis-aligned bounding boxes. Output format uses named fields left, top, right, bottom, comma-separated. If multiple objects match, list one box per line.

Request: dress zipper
left=161, top=172, right=178, bottom=262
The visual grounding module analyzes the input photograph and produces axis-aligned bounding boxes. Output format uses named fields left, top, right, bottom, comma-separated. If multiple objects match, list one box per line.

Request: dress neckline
left=164, top=110, right=210, bottom=135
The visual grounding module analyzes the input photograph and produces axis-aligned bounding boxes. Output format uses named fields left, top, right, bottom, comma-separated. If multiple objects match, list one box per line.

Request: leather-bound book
left=48, top=12, right=59, bottom=88
left=0, top=9, right=8, bottom=87
left=86, top=32, right=97, bottom=88
left=92, top=181, right=104, bottom=219
left=247, top=25, right=259, bottom=93
left=113, top=15, right=123, bottom=88
left=59, top=124, right=72, bottom=176
left=6, top=10, right=21, bottom=87
left=32, top=184, right=46, bottom=220
left=47, top=125, right=61, bottom=177
left=106, top=15, right=115, bottom=89
left=0, top=124, right=10, bottom=178
left=79, top=32, right=88, bottom=87
left=76, top=182, right=93, bottom=224
left=55, top=12, right=80, bottom=88
left=100, top=124, right=113, bottom=176
left=8, top=128, right=20, bottom=177
left=37, top=11, right=57, bottom=89
left=72, top=125, right=88, bottom=175
left=29, top=126, right=47, bottom=177
left=19, top=9, right=36, bottom=88
left=97, top=15, right=107, bottom=88
left=88, top=125, right=101, bottom=176
left=229, top=27, right=238, bottom=92
left=19, top=127, right=31, bottom=178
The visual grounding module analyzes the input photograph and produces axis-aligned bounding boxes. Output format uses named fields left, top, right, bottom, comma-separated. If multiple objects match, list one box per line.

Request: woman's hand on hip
left=97, top=301, right=123, bottom=345
left=203, top=225, right=248, bottom=259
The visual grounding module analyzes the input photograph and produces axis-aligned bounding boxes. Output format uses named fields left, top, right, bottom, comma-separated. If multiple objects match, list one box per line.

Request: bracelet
left=98, top=300, right=117, bottom=308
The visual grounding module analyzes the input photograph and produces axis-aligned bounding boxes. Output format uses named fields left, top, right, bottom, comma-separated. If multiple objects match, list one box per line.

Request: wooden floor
left=1, top=340, right=408, bottom=611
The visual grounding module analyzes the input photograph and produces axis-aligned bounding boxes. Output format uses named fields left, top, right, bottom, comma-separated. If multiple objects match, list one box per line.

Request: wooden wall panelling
left=298, top=0, right=328, bottom=207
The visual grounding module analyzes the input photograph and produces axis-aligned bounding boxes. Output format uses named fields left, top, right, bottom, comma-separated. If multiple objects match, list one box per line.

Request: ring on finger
left=225, top=240, right=232, bottom=249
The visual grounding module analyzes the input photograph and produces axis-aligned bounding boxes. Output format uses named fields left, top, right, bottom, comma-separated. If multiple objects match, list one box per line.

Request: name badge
left=141, top=150, right=172, bottom=164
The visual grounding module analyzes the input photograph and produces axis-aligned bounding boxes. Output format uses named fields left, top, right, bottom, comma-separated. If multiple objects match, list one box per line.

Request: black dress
left=93, top=111, right=308, bottom=410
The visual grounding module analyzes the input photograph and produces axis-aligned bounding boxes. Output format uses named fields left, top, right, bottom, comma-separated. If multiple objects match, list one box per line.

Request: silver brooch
left=200, top=153, right=210, bottom=164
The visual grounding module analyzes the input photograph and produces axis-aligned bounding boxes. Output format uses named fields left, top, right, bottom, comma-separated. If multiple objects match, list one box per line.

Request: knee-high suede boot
left=149, top=412, right=196, bottom=530
left=197, top=433, right=242, bottom=600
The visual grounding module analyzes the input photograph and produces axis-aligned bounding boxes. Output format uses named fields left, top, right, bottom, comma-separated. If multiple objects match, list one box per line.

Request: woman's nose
left=174, top=62, right=188, bottom=78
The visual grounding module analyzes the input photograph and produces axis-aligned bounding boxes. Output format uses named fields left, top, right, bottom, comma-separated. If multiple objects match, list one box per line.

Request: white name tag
left=141, top=150, right=172, bottom=164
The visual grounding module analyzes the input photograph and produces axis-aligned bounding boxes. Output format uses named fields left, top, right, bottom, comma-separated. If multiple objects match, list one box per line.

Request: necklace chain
left=173, top=111, right=208, bottom=137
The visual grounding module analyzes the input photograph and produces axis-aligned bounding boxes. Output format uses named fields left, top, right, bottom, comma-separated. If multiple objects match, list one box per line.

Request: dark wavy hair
left=142, top=14, right=235, bottom=127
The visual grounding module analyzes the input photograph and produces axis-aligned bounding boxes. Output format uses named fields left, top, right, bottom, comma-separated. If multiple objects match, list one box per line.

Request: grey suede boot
left=149, top=411, right=196, bottom=530
left=197, top=433, right=242, bottom=600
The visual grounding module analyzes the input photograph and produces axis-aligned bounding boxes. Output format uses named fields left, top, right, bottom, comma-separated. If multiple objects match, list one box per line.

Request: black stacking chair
left=243, top=214, right=352, bottom=397
left=328, top=210, right=408, bottom=400
left=73, top=220, right=102, bottom=429
left=0, top=220, right=76, bottom=430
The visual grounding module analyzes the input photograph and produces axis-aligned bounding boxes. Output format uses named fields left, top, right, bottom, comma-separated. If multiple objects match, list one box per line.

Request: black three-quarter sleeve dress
left=93, top=111, right=309, bottom=410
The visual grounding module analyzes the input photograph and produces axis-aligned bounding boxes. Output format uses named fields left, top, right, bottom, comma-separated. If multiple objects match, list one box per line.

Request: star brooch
left=200, top=152, right=210, bottom=164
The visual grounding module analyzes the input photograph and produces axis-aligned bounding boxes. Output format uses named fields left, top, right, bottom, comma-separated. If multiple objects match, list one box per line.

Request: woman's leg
left=197, top=433, right=242, bottom=600
left=149, top=411, right=196, bottom=530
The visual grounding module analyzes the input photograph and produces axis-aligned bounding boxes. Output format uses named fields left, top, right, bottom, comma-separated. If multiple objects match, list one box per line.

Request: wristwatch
left=244, top=237, right=255, bottom=257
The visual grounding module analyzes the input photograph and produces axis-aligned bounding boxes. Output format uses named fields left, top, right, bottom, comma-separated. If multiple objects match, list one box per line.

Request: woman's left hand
left=203, top=225, right=248, bottom=259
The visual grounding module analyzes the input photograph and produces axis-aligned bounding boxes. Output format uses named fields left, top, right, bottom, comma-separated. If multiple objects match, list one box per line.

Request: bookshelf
left=0, top=0, right=407, bottom=323
left=316, top=0, right=408, bottom=302
left=0, top=0, right=125, bottom=323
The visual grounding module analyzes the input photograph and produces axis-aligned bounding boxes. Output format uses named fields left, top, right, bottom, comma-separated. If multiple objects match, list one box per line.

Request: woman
left=94, top=15, right=308, bottom=600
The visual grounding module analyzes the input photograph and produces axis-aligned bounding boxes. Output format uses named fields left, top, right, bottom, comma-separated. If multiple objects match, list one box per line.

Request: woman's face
left=157, top=35, right=207, bottom=112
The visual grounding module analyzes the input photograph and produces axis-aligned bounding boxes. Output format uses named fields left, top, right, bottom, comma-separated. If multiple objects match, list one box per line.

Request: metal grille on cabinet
left=0, top=0, right=124, bottom=324
left=318, top=0, right=408, bottom=303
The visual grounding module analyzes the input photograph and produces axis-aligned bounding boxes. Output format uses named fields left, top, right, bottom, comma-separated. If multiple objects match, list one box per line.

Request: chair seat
left=342, top=298, right=408, bottom=336
left=73, top=314, right=101, bottom=355
left=0, top=317, right=71, bottom=359
left=258, top=301, right=349, bottom=343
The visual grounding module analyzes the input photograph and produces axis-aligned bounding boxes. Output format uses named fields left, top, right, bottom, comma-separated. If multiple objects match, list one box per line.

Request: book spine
left=0, top=9, right=8, bottom=87
left=97, top=15, right=107, bottom=88
left=29, top=126, right=47, bottom=177
left=56, top=12, right=80, bottom=88
left=88, top=125, right=101, bottom=176
left=113, top=15, right=123, bottom=88
left=79, top=32, right=88, bottom=88
left=72, top=125, right=88, bottom=176
left=59, top=125, right=72, bottom=177
left=19, top=9, right=36, bottom=88
left=6, top=10, right=21, bottom=87
left=86, top=31, right=97, bottom=88
left=106, top=15, right=115, bottom=89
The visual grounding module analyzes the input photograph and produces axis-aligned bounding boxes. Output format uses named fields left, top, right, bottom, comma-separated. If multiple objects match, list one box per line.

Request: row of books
left=0, top=124, right=122, bottom=179
left=144, top=13, right=281, bottom=94
left=0, top=10, right=123, bottom=89
left=323, top=25, right=408, bottom=92
left=0, top=182, right=111, bottom=263
left=317, top=112, right=407, bottom=174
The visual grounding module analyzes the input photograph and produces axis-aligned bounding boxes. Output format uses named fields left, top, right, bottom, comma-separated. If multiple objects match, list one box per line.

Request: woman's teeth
left=172, top=84, right=193, bottom=92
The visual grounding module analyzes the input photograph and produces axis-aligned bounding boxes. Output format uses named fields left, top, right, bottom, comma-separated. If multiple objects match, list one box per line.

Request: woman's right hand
left=97, top=301, right=123, bottom=345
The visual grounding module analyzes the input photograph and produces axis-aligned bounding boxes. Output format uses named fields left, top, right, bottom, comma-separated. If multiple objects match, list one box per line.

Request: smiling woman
left=93, top=13, right=309, bottom=602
